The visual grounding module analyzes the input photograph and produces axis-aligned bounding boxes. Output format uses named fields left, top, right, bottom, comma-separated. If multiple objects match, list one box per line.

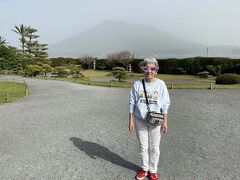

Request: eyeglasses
left=141, top=67, right=158, bottom=72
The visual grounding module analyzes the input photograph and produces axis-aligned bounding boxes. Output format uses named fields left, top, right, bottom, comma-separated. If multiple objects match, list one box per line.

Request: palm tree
left=12, top=24, right=30, bottom=53
left=0, top=36, right=7, bottom=46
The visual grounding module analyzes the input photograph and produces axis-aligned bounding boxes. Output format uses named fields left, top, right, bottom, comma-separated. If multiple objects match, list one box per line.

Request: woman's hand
left=161, top=122, right=168, bottom=133
left=161, top=114, right=168, bottom=133
left=129, top=118, right=135, bottom=133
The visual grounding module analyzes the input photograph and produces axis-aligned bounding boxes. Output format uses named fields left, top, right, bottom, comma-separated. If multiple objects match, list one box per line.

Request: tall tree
left=25, top=28, right=39, bottom=54
left=0, top=45, right=19, bottom=71
left=12, top=24, right=30, bottom=53
left=0, top=36, right=7, bottom=46
left=33, top=43, right=48, bottom=58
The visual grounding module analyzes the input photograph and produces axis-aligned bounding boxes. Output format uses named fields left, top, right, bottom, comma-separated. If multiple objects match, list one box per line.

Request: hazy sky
left=1, top=0, right=240, bottom=48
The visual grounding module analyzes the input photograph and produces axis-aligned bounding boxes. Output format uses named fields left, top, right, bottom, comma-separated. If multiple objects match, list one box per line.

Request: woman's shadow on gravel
left=70, top=137, right=140, bottom=172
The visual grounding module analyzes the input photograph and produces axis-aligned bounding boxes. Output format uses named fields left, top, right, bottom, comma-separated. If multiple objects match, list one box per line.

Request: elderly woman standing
left=129, top=58, right=170, bottom=180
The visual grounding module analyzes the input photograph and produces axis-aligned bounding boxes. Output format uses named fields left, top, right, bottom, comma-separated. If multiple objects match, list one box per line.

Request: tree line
left=51, top=56, right=240, bottom=76
left=157, top=57, right=240, bottom=75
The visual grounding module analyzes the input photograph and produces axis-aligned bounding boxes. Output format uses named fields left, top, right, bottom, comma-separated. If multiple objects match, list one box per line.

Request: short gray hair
left=142, top=57, right=159, bottom=67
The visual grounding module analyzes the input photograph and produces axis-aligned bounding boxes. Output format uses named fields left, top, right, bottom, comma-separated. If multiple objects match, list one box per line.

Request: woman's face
left=141, top=64, right=158, bottom=80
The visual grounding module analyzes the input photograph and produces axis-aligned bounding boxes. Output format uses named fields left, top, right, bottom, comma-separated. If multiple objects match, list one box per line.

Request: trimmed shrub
left=0, top=69, right=11, bottom=75
left=111, top=67, right=129, bottom=82
left=215, top=74, right=240, bottom=84
left=197, top=71, right=209, bottom=78
left=53, top=66, right=69, bottom=77
left=24, top=64, right=43, bottom=77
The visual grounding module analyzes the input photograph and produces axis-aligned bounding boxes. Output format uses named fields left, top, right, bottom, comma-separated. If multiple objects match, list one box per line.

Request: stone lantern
left=93, top=59, right=96, bottom=70
left=128, top=64, right=132, bottom=72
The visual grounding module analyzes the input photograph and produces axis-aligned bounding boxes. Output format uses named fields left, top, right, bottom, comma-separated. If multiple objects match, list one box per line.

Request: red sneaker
left=135, top=170, right=148, bottom=180
left=149, top=173, right=159, bottom=180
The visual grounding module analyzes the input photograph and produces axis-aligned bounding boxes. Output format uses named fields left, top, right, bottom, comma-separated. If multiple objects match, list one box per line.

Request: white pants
left=135, top=119, right=161, bottom=173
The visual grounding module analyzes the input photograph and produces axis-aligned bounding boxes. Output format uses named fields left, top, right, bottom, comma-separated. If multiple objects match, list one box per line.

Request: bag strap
left=142, top=79, right=163, bottom=114
left=142, top=79, right=150, bottom=112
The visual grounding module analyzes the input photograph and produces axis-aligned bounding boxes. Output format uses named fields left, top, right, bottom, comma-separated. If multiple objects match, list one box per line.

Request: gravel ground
left=89, top=77, right=209, bottom=84
left=0, top=75, right=239, bottom=180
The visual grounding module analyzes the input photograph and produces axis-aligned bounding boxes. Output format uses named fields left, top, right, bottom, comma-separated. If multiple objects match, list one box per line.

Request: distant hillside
left=49, top=20, right=240, bottom=58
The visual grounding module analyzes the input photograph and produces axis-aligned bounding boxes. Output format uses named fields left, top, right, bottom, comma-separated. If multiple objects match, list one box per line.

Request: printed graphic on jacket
left=139, top=89, right=158, bottom=105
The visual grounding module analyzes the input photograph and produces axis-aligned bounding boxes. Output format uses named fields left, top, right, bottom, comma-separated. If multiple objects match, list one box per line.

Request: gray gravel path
left=0, top=75, right=239, bottom=180
left=89, top=77, right=209, bottom=84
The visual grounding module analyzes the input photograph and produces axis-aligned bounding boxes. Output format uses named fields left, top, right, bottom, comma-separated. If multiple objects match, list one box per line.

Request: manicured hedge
left=216, top=74, right=240, bottom=84
left=49, top=57, right=240, bottom=75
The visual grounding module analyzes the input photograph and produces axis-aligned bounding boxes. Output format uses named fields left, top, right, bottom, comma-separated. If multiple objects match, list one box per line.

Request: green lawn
left=82, top=70, right=215, bottom=82
left=81, top=70, right=112, bottom=77
left=0, top=81, right=27, bottom=103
